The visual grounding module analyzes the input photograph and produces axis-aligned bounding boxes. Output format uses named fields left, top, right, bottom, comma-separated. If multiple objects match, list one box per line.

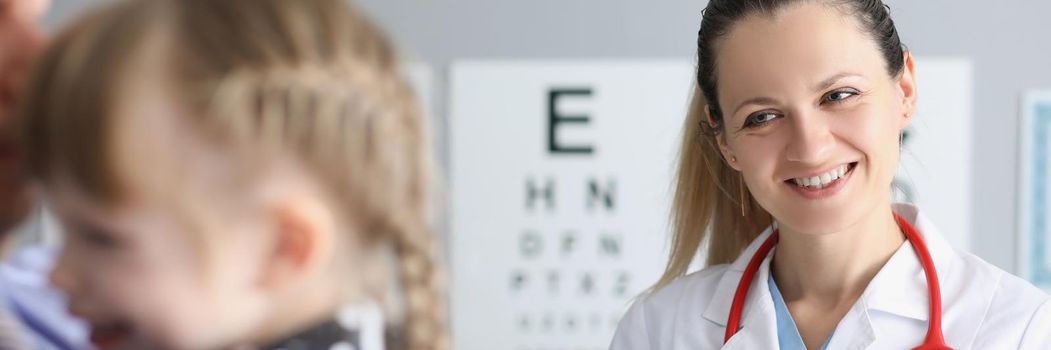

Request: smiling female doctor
left=610, top=1, right=1051, bottom=349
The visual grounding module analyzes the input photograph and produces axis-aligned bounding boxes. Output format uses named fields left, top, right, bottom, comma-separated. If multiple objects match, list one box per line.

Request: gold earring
left=739, top=174, right=747, bottom=217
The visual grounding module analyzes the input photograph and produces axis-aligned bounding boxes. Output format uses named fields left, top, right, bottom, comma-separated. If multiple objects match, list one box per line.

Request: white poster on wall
left=448, top=61, right=693, bottom=350
left=446, top=58, right=973, bottom=350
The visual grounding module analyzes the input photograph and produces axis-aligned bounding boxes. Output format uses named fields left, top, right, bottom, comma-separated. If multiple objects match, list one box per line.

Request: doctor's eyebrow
left=813, top=72, right=866, bottom=92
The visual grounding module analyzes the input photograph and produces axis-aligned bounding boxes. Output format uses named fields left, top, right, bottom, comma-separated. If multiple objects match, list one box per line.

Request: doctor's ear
left=706, top=104, right=740, bottom=171
left=897, top=51, right=918, bottom=129
left=705, top=104, right=720, bottom=131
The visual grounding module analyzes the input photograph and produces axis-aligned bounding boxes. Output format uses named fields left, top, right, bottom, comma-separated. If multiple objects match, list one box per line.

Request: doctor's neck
left=770, top=203, right=906, bottom=304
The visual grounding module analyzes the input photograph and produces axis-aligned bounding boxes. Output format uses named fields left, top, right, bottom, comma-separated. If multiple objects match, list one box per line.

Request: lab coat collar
left=701, top=203, right=957, bottom=326
left=862, top=203, right=956, bottom=321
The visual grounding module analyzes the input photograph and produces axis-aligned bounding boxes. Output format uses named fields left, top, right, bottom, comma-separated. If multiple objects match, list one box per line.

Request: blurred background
left=41, top=1, right=1051, bottom=349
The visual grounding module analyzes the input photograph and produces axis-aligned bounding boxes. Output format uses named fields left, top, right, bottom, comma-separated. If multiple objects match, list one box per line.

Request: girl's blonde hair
left=653, top=87, right=772, bottom=290
left=17, top=0, right=447, bottom=349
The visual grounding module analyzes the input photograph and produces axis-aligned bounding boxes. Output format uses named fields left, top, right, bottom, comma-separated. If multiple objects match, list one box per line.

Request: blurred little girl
left=16, top=0, right=447, bottom=349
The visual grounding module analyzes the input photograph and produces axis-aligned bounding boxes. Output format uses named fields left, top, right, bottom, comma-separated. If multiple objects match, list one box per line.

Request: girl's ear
left=257, top=194, right=336, bottom=289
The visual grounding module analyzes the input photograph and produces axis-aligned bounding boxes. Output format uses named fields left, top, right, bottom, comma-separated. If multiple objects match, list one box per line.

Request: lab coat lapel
left=701, top=228, right=779, bottom=349
left=722, top=256, right=779, bottom=349
left=702, top=228, right=775, bottom=326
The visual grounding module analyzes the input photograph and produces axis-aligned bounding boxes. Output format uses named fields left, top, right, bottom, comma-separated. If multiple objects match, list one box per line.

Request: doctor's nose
left=784, top=112, right=835, bottom=164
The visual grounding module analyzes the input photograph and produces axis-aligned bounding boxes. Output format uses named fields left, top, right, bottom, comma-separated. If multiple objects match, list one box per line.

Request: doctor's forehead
left=713, top=4, right=885, bottom=102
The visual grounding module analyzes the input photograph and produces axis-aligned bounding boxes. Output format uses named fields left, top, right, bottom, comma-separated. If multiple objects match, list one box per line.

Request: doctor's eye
left=743, top=111, right=782, bottom=129
left=822, top=89, right=860, bottom=104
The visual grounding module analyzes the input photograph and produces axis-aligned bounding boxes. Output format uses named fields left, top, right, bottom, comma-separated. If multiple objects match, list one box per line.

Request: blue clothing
left=0, top=246, right=90, bottom=350
left=768, top=273, right=832, bottom=350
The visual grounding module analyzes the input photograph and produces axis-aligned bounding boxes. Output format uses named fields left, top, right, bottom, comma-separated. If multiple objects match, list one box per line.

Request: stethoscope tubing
left=722, top=213, right=952, bottom=349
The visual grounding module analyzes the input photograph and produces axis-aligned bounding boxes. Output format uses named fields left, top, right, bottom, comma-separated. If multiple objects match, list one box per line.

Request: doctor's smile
left=784, top=162, right=856, bottom=200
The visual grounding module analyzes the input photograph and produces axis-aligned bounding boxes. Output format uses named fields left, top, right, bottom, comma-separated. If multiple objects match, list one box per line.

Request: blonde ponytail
left=652, top=87, right=771, bottom=291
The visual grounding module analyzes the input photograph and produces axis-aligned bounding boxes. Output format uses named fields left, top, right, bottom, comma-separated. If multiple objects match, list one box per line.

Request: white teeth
left=792, top=164, right=850, bottom=188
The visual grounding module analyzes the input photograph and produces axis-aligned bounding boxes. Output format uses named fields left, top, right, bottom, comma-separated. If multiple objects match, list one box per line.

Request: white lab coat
left=610, top=204, right=1051, bottom=349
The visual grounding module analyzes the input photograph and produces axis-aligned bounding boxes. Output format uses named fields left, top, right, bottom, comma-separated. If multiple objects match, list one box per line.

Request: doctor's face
left=713, top=3, right=916, bottom=234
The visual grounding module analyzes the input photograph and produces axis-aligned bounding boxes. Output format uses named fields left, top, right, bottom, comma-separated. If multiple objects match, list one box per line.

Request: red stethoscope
left=723, top=214, right=953, bottom=350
